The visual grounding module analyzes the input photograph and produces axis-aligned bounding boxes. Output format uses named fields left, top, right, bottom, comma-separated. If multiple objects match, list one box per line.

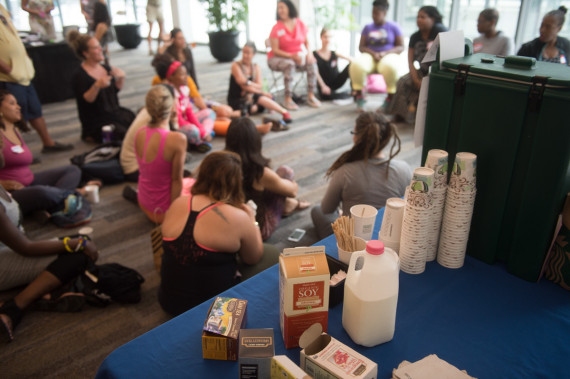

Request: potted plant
left=199, top=0, right=248, bottom=62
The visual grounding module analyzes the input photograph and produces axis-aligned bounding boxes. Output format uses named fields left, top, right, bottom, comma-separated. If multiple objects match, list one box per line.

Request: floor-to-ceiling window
left=2, top=0, right=570, bottom=53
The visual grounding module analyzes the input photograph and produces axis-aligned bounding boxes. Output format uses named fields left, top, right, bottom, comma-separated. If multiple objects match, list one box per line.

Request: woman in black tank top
left=159, top=151, right=279, bottom=316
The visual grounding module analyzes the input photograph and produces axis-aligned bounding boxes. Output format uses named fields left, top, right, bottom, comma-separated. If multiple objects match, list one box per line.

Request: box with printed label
left=279, top=246, right=329, bottom=349
left=202, top=296, right=247, bottom=361
left=270, top=355, right=311, bottom=379
left=238, top=328, right=274, bottom=378
left=299, top=324, right=378, bottom=379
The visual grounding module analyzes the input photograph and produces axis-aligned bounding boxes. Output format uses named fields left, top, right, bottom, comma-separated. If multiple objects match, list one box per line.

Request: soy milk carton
left=279, top=246, right=329, bottom=349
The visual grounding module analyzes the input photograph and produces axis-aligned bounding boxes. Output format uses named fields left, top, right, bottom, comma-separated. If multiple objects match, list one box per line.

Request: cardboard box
left=279, top=246, right=330, bottom=349
left=239, top=328, right=275, bottom=379
left=299, top=324, right=378, bottom=379
left=202, top=297, right=247, bottom=361
left=270, top=355, right=311, bottom=379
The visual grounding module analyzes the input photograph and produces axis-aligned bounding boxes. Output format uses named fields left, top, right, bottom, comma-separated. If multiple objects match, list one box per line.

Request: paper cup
left=350, top=204, right=378, bottom=241
left=453, top=152, right=477, bottom=181
left=78, top=226, right=94, bottom=238
left=85, top=185, right=99, bottom=203
left=411, top=167, right=435, bottom=194
left=424, top=149, right=449, bottom=189
left=337, top=237, right=366, bottom=265
left=379, top=198, right=405, bottom=243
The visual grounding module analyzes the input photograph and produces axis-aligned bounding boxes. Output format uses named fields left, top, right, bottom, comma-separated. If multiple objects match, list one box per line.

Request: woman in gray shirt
left=311, top=111, right=412, bottom=239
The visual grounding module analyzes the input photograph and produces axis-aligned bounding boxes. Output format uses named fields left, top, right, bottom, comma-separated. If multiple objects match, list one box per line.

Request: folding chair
left=265, top=39, right=306, bottom=101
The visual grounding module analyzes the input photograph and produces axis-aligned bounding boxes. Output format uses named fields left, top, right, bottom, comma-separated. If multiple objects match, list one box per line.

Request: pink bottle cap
left=366, top=240, right=384, bottom=255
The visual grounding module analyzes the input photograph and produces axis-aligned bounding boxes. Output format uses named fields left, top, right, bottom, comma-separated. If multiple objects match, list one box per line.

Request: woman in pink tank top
left=135, top=85, right=191, bottom=224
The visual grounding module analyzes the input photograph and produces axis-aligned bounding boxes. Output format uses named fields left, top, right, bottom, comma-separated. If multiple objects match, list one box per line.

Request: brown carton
left=279, top=246, right=329, bottom=349
left=299, top=324, right=378, bottom=378
left=202, top=296, right=247, bottom=361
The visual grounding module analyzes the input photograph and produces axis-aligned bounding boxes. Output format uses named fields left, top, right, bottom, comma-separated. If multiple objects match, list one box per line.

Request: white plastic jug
left=342, top=240, right=400, bottom=347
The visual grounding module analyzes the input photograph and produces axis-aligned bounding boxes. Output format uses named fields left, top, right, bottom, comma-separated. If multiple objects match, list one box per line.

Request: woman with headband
left=152, top=54, right=213, bottom=153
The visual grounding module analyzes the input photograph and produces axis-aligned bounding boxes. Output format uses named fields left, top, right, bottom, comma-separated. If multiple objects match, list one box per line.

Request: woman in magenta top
left=135, top=85, right=190, bottom=224
left=267, top=0, right=321, bottom=110
left=0, top=90, right=85, bottom=218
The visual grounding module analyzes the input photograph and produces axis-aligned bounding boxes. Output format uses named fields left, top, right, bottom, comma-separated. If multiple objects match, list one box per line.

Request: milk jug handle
left=348, top=250, right=366, bottom=272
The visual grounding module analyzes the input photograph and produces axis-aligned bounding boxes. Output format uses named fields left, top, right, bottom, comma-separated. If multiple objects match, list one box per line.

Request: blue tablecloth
left=97, top=208, right=570, bottom=378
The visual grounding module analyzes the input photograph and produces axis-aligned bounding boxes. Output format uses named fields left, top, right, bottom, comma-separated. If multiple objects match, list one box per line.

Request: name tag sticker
left=277, top=29, right=285, bottom=37
left=11, top=145, right=24, bottom=154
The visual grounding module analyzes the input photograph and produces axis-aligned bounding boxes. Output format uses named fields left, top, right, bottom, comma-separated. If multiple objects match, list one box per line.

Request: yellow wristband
left=63, top=237, right=74, bottom=253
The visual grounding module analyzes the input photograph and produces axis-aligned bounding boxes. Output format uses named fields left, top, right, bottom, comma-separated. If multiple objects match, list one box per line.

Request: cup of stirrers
left=333, top=216, right=366, bottom=264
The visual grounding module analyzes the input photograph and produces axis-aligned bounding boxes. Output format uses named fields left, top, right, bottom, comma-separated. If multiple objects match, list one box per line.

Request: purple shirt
left=361, top=21, right=402, bottom=52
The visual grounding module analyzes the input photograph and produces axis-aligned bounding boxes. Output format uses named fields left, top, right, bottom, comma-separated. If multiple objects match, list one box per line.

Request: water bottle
left=342, top=240, right=400, bottom=347
left=101, top=125, right=114, bottom=143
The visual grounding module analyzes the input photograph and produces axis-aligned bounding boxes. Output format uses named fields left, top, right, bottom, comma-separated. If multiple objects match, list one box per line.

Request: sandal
left=282, top=112, right=293, bottom=124
left=307, top=97, right=322, bottom=108
left=35, top=292, right=85, bottom=313
left=0, top=299, right=23, bottom=342
left=190, top=142, right=212, bottom=153
left=283, top=198, right=311, bottom=217
left=283, top=100, right=299, bottom=111
left=263, top=117, right=290, bottom=132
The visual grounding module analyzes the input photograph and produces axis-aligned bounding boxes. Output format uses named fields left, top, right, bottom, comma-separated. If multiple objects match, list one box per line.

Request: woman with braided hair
left=311, top=111, right=412, bottom=239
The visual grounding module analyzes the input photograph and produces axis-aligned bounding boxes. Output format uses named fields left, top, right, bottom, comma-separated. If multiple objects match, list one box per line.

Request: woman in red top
left=267, top=0, right=321, bottom=110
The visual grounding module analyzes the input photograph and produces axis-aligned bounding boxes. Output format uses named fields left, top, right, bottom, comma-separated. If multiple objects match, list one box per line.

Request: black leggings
left=46, top=253, right=89, bottom=285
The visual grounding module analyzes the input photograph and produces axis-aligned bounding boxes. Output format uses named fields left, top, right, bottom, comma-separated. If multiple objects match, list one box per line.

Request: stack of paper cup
left=424, top=149, right=449, bottom=261
left=399, top=167, right=435, bottom=274
left=378, top=198, right=406, bottom=254
left=437, top=152, right=477, bottom=269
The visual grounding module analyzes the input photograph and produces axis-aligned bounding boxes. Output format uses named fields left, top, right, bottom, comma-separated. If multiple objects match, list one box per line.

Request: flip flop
left=307, top=97, right=322, bottom=108
left=283, top=198, right=311, bottom=217
left=283, top=100, right=299, bottom=111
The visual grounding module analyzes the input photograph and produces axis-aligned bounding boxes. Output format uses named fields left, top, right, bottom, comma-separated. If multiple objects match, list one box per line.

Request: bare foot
left=283, top=198, right=311, bottom=216
left=256, top=122, right=272, bottom=135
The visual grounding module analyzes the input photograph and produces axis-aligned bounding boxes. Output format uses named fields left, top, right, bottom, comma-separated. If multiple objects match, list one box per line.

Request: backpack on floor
left=77, top=263, right=145, bottom=306
left=70, top=142, right=125, bottom=184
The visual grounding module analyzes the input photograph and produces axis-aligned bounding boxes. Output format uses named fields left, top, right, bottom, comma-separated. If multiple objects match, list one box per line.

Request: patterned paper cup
left=424, top=149, right=449, bottom=189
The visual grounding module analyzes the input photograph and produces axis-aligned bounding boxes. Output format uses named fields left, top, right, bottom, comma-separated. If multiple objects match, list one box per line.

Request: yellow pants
left=348, top=52, right=407, bottom=94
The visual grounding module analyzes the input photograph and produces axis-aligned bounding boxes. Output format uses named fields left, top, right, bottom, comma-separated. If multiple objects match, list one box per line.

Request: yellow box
left=202, top=297, right=247, bottom=361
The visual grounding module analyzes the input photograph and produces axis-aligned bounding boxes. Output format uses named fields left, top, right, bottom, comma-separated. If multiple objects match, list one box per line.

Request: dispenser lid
left=366, top=240, right=384, bottom=255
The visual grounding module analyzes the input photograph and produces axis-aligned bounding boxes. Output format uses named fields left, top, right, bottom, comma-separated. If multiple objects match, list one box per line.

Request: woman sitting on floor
left=228, top=41, right=292, bottom=128
left=135, top=85, right=191, bottom=224
left=0, top=90, right=98, bottom=220
left=311, top=111, right=412, bottom=239
left=225, top=118, right=309, bottom=241
left=158, top=28, right=199, bottom=88
left=67, top=30, right=135, bottom=142
left=0, top=141, right=99, bottom=342
left=153, top=37, right=236, bottom=123
left=159, top=151, right=280, bottom=316
left=313, top=27, right=352, bottom=101
left=152, top=54, right=213, bottom=152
